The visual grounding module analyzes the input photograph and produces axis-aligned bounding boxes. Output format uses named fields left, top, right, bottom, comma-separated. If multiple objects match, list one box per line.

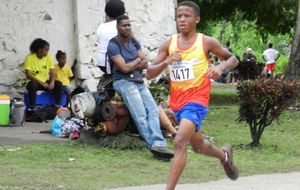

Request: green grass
left=210, top=83, right=238, bottom=105
left=0, top=85, right=299, bottom=190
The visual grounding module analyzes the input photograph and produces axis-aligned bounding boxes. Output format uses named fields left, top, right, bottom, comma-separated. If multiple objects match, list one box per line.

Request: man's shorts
left=173, top=102, right=209, bottom=132
left=266, top=63, right=275, bottom=71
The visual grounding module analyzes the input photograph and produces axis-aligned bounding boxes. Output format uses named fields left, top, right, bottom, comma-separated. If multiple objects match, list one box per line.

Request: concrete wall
left=0, top=0, right=176, bottom=98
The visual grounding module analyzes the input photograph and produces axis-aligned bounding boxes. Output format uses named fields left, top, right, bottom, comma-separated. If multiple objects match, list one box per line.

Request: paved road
left=1, top=122, right=299, bottom=190
left=107, top=172, right=300, bottom=190
left=0, top=122, right=67, bottom=145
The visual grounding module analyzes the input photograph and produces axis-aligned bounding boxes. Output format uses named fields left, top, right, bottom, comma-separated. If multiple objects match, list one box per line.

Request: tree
left=284, top=0, right=300, bottom=80
left=178, top=0, right=300, bottom=79
left=237, top=78, right=299, bottom=147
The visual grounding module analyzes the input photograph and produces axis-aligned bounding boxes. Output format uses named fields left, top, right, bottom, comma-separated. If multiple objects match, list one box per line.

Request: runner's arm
left=204, top=36, right=238, bottom=80
left=146, top=38, right=181, bottom=80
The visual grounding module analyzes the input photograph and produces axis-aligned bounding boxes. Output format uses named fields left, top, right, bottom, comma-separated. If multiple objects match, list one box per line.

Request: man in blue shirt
left=107, top=15, right=174, bottom=160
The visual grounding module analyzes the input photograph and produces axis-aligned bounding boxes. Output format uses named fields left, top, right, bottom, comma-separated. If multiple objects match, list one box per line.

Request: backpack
left=104, top=38, right=119, bottom=75
left=104, top=37, right=140, bottom=75
left=25, top=104, right=59, bottom=122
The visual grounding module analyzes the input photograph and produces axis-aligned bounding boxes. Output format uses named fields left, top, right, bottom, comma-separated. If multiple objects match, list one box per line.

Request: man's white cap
left=246, top=47, right=253, bottom=53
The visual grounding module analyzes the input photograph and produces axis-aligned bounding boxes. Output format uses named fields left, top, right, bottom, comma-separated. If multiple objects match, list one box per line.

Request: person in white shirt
left=96, top=0, right=125, bottom=74
left=262, top=43, right=280, bottom=78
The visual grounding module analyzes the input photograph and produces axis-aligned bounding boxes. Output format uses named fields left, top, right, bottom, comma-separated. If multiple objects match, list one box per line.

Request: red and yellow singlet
left=168, top=33, right=210, bottom=110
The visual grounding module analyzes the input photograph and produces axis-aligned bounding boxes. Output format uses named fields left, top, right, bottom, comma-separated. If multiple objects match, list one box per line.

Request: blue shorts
left=173, top=102, right=209, bottom=132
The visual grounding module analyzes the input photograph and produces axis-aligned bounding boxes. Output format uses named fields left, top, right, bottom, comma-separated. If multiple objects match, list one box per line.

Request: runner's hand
left=165, top=51, right=182, bottom=65
left=207, top=65, right=222, bottom=80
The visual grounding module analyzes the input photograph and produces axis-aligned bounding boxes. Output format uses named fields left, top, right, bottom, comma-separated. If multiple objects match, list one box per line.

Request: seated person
left=23, top=38, right=63, bottom=108
left=158, top=104, right=177, bottom=138
left=54, top=50, right=74, bottom=106
left=107, top=15, right=173, bottom=160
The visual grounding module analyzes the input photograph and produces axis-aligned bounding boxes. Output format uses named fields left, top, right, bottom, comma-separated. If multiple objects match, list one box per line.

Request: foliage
left=178, top=0, right=300, bottom=80
left=149, top=77, right=170, bottom=104
left=91, top=133, right=146, bottom=149
left=210, top=91, right=237, bottom=105
left=237, top=78, right=300, bottom=147
left=206, top=17, right=291, bottom=75
left=179, top=0, right=298, bottom=36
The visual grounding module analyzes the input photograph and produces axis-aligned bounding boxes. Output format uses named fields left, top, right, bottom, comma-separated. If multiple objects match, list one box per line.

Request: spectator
left=158, top=104, right=177, bottom=138
left=96, top=0, right=126, bottom=74
left=107, top=15, right=174, bottom=160
left=23, top=38, right=63, bottom=108
left=262, top=43, right=280, bottom=78
left=240, top=48, right=257, bottom=80
left=243, top=47, right=257, bottom=62
left=54, top=50, right=74, bottom=106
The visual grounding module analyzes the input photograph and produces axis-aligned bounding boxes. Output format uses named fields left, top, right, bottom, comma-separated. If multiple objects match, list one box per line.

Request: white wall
left=0, top=0, right=176, bottom=97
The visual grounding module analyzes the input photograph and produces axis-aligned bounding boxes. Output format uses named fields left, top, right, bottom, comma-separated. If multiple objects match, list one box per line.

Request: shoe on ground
left=150, top=146, right=174, bottom=160
left=220, top=144, right=239, bottom=180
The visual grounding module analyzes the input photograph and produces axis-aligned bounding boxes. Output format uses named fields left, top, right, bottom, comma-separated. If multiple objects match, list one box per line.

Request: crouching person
left=107, top=15, right=173, bottom=160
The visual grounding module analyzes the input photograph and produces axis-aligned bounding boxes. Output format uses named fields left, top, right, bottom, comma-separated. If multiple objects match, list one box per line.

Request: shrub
left=237, top=78, right=299, bottom=147
left=149, top=77, right=169, bottom=104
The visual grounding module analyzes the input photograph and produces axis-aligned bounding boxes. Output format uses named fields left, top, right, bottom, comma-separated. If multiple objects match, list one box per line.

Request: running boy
left=146, top=1, right=239, bottom=189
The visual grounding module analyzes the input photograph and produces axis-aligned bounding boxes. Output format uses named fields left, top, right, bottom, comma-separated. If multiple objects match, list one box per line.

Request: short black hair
left=268, top=43, right=273, bottom=48
left=105, top=0, right=125, bottom=19
left=116, top=15, right=129, bottom=25
left=56, top=50, right=66, bottom=60
left=29, top=38, right=49, bottom=53
left=178, top=1, right=200, bottom=16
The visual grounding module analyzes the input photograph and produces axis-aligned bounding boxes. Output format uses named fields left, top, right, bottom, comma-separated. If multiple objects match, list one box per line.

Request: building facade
left=0, top=0, right=176, bottom=97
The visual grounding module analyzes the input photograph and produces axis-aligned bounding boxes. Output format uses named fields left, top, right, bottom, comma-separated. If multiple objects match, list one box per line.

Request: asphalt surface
left=0, top=121, right=67, bottom=145
left=1, top=122, right=299, bottom=190
left=107, top=171, right=300, bottom=190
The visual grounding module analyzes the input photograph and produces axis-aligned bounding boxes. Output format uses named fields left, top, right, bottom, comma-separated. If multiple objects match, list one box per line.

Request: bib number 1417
left=170, top=65, right=194, bottom=81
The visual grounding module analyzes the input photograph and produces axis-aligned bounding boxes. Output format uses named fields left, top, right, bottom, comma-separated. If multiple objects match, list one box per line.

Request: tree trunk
left=249, top=127, right=261, bottom=147
left=284, top=0, right=300, bottom=80
left=218, top=20, right=226, bottom=42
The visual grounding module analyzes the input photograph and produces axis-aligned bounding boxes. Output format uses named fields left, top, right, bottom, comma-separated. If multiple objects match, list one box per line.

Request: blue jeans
left=113, top=79, right=167, bottom=149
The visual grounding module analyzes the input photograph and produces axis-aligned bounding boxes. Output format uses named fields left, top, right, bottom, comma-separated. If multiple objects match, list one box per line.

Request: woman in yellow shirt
left=23, top=38, right=63, bottom=108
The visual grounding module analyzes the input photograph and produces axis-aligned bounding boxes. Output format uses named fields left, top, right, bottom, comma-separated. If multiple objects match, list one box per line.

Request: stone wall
left=0, top=0, right=176, bottom=98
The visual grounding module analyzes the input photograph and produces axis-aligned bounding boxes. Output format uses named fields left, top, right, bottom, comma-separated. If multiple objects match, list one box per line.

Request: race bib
left=170, top=61, right=195, bottom=82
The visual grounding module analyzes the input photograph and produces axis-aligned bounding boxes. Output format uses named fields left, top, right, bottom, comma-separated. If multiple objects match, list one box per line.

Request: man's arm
left=204, top=36, right=238, bottom=81
left=108, top=42, right=141, bottom=74
left=136, top=49, right=148, bottom=70
left=111, top=55, right=141, bottom=74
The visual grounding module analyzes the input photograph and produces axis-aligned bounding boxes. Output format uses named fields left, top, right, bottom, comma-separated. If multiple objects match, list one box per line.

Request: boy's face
left=176, top=6, right=200, bottom=33
left=57, top=55, right=66, bottom=66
